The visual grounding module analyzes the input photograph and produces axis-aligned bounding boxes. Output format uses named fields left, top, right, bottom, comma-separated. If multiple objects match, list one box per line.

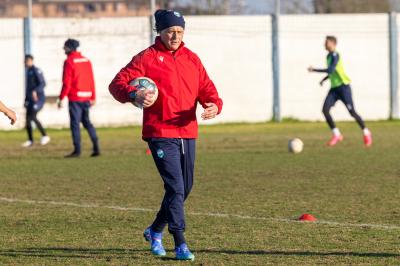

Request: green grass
left=0, top=122, right=399, bottom=265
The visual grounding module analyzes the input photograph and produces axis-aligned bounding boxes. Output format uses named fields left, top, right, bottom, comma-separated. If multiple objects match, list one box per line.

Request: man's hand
left=90, top=100, right=96, bottom=107
left=135, top=89, right=156, bottom=108
left=57, top=99, right=63, bottom=109
left=201, top=103, right=218, bottom=120
left=32, top=91, right=38, bottom=102
left=320, top=76, right=329, bottom=87
left=4, top=109, right=17, bottom=125
left=307, top=66, right=314, bottom=72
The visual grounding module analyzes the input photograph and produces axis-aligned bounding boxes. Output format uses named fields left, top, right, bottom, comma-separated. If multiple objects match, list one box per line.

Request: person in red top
left=58, top=39, right=100, bottom=158
left=109, top=10, right=222, bottom=261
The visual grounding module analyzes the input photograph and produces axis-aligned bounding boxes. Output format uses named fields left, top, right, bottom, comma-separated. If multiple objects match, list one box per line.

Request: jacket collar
left=154, top=36, right=185, bottom=55
left=68, top=51, right=81, bottom=57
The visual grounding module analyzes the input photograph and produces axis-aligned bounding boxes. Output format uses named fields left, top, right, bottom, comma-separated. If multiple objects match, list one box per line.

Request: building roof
left=37, top=0, right=124, bottom=2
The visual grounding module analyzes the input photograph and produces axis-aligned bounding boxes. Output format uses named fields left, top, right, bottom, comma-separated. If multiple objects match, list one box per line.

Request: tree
left=282, top=0, right=314, bottom=14
left=172, top=0, right=241, bottom=15
left=314, top=0, right=390, bottom=13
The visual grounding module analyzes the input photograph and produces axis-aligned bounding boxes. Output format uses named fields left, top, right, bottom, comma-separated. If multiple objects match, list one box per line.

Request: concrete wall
left=31, top=17, right=150, bottom=129
left=185, top=16, right=272, bottom=124
left=0, top=19, right=24, bottom=129
left=0, top=14, right=394, bottom=129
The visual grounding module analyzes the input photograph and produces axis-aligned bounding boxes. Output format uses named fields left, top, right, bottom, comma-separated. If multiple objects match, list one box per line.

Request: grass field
left=0, top=121, right=399, bottom=265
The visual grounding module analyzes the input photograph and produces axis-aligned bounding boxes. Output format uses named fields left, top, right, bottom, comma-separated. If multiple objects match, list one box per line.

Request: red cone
left=146, top=149, right=151, bottom=155
left=298, top=213, right=317, bottom=222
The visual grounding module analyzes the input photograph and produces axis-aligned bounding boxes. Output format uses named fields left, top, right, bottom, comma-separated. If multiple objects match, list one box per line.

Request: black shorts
left=323, top=84, right=355, bottom=112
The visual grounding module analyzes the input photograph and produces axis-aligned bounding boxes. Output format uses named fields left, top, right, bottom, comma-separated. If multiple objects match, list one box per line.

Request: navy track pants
left=148, top=138, right=195, bottom=234
left=68, top=101, right=99, bottom=154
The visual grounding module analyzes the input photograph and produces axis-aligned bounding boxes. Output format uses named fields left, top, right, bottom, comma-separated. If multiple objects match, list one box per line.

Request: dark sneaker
left=91, top=151, right=101, bottom=157
left=64, top=152, right=80, bottom=158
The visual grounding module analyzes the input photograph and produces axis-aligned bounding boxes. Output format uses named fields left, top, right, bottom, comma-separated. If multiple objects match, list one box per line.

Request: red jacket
left=109, top=37, right=223, bottom=139
left=59, top=51, right=96, bottom=102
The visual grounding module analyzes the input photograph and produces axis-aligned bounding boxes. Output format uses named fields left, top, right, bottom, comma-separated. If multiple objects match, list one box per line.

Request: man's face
left=25, top=58, right=33, bottom=68
left=325, top=39, right=336, bottom=52
left=160, top=26, right=184, bottom=51
left=64, top=46, right=72, bottom=55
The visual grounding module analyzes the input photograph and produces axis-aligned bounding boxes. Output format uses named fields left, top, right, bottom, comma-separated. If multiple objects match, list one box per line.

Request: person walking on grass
left=109, top=9, right=223, bottom=261
left=308, top=35, right=372, bottom=147
left=0, top=101, right=16, bottom=125
left=22, top=54, right=50, bottom=148
left=58, top=39, right=100, bottom=158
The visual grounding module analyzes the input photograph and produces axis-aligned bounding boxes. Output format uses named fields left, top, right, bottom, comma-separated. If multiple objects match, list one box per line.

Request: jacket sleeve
left=33, top=67, right=46, bottom=93
left=59, top=60, right=73, bottom=100
left=313, top=52, right=339, bottom=74
left=109, top=53, right=146, bottom=103
left=89, top=61, right=96, bottom=101
left=197, top=59, right=223, bottom=114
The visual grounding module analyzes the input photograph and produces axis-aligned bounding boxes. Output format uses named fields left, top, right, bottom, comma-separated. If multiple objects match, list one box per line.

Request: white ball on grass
left=288, top=138, right=303, bottom=154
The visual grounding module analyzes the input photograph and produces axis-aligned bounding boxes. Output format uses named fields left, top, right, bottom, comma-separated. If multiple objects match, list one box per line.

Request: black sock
left=172, top=231, right=186, bottom=247
left=150, top=224, right=164, bottom=233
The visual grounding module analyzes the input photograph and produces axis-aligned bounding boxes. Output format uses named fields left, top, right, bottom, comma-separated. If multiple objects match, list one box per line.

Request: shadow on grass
left=0, top=247, right=147, bottom=260
left=0, top=247, right=397, bottom=260
left=195, top=249, right=399, bottom=258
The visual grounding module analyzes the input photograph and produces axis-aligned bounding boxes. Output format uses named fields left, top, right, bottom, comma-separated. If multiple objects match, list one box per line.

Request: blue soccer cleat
left=175, top=243, right=195, bottom=261
left=143, top=227, right=166, bottom=256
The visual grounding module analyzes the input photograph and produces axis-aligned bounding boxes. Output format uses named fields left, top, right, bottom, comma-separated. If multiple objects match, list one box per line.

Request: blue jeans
left=148, top=138, right=196, bottom=234
left=68, top=101, right=99, bottom=154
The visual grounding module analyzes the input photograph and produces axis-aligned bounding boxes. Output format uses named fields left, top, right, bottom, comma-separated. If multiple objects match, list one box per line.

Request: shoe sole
left=40, top=140, right=50, bottom=146
left=153, top=251, right=167, bottom=256
left=327, top=136, right=344, bottom=147
left=176, top=256, right=195, bottom=261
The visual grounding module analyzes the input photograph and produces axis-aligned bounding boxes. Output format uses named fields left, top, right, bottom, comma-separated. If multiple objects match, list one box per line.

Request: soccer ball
left=288, top=138, right=303, bottom=154
left=129, top=77, right=159, bottom=108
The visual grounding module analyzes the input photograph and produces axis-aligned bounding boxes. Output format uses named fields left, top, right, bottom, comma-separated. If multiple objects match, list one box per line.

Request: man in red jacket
left=109, top=10, right=222, bottom=261
left=58, top=39, right=100, bottom=158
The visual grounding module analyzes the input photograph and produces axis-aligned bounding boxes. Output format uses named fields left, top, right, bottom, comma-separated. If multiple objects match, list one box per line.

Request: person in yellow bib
left=308, top=36, right=372, bottom=147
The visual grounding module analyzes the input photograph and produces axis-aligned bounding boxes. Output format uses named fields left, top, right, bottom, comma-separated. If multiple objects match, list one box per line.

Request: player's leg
left=322, top=90, right=343, bottom=146
left=31, top=107, right=50, bottom=146
left=22, top=108, right=34, bottom=147
left=145, top=138, right=185, bottom=256
left=174, top=138, right=196, bottom=260
left=148, top=196, right=168, bottom=233
left=182, top=139, right=195, bottom=201
left=144, top=140, right=194, bottom=240
left=66, top=101, right=82, bottom=157
left=81, top=101, right=100, bottom=156
left=339, top=85, right=372, bottom=146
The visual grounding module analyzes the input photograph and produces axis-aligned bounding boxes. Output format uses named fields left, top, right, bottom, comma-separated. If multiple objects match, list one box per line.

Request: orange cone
left=298, top=213, right=317, bottom=222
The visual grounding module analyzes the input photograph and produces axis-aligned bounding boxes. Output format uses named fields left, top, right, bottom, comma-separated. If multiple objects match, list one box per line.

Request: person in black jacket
left=22, top=55, right=50, bottom=147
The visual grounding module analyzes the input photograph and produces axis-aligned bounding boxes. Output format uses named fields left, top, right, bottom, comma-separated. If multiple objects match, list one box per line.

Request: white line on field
left=0, top=196, right=399, bottom=231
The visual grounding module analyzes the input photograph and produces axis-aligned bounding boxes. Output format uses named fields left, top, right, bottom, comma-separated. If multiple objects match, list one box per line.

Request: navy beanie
left=64, top=39, right=80, bottom=50
left=155, top=9, right=185, bottom=32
